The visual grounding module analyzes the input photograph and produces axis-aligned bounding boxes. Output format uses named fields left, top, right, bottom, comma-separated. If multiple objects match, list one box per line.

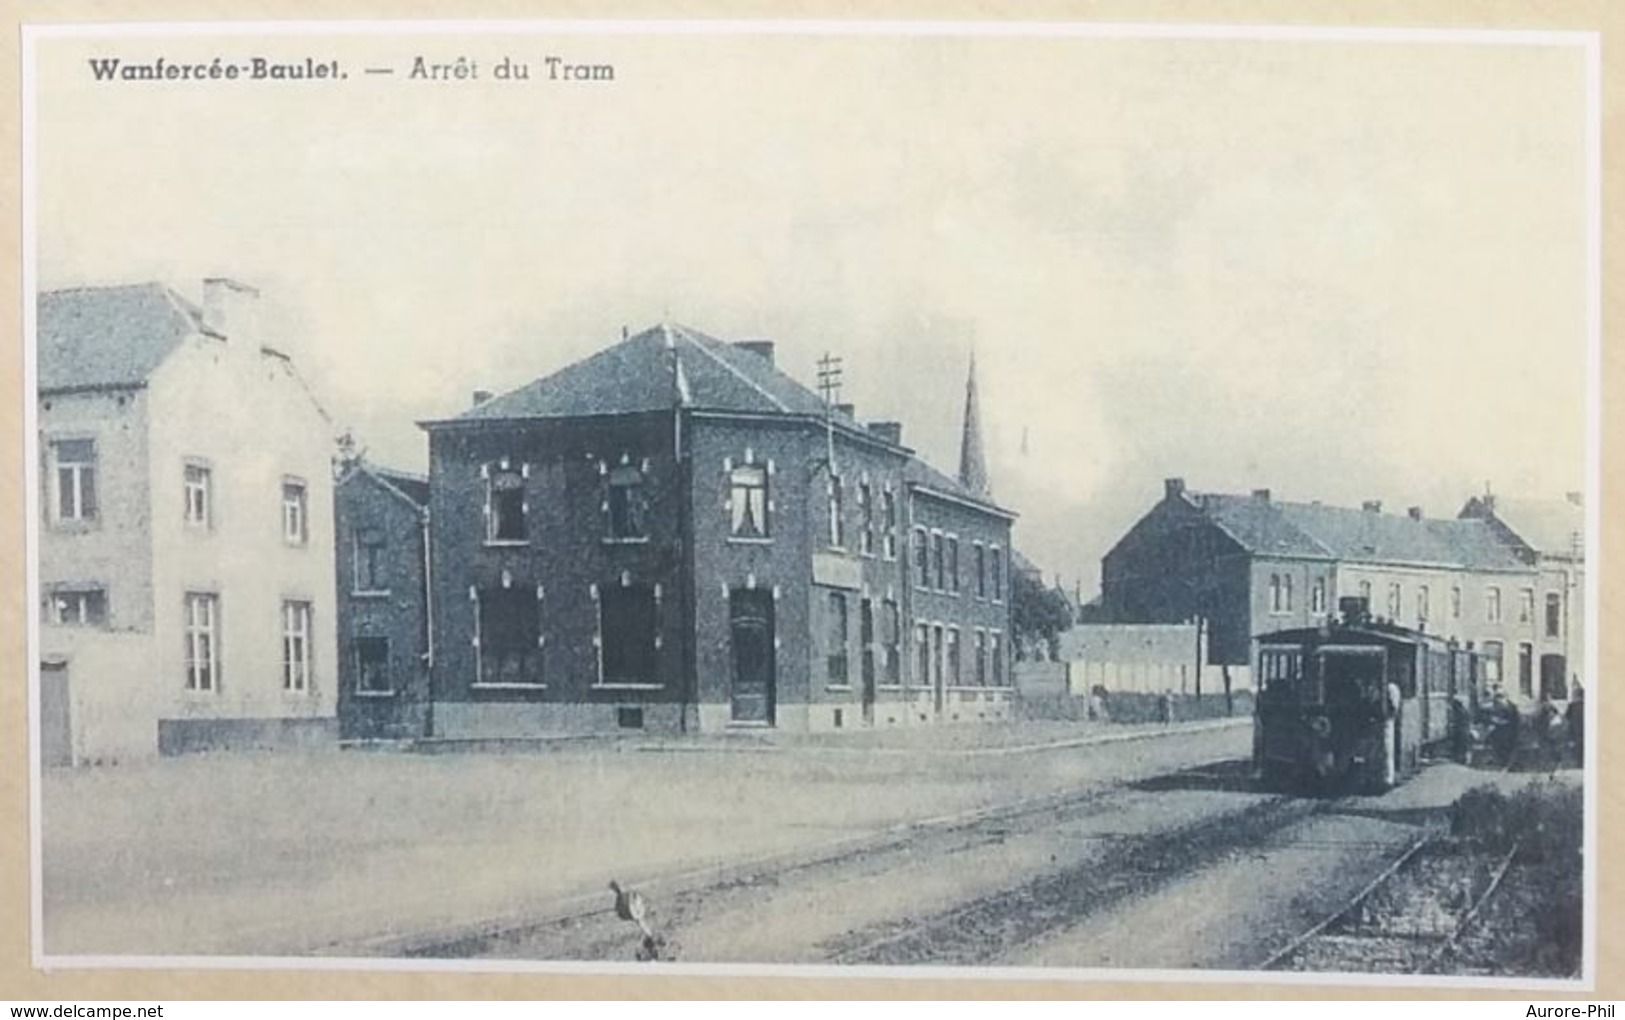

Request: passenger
left=1488, top=690, right=1521, bottom=767
left=1448, top=695, right=1471, bottom=764
left=1534, top=699, right=1562, bottom=769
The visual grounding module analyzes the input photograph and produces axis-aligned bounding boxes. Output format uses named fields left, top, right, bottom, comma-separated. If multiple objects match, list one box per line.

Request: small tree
left=1012, top=568, right=1074, bottom=661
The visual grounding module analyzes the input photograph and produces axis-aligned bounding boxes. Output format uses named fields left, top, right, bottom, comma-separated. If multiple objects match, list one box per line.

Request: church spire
left=958, top=350, right=990, bottom=497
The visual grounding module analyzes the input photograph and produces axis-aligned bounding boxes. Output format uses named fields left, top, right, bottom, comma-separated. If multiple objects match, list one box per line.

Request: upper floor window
left=184, top=592, right=219, bottom=692
left=1545, top=592, right=1562, bottom=639
left=914, top=527, right=930, bottom=588
left=485, top=461, right=527, bottom=543
left=184, top=463, right=212, bottom=527
left=45, top=587, right=106, bottom=627
left=881, top=490, right=897, bottom=559
left=948, top=536, right=960, bottom=594
left=1452, top=586, right=1463, bottom=619
left=975, top=543, right=987, bottom=599
left=932, top=532, right=945, bottom=591
left=827, top=475, right=846, bottom=549
left=1386, top=582, right=1402, bottom=620
left=991, top=546, right=1004, bottom=601
left=1518, top=588, right=1535, bottom=625
left=1310, top=577, right=1327, bottom=615
left=1486, top=586, right=1502, bottom=623
left=51, top=438, right=98, bottom=524
left=729, top=464, right=768, bottom=539
left=1269, top=574, right=1287, bottom=614
left=282, top=600, right=313, bottom=693
left=606, top=464, right=647, bottom=540
left=1417, top=584, right=1430, bottom=623
left=282, top=480, right=308, bottom=545
left=858, top=483, right=874, bottom=556
left=353, top=526, right=387, bottom=593
left=1358, top=580, right=1372, bottom=605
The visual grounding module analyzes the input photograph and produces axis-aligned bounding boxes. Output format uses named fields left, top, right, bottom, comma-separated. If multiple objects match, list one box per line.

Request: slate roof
left=434, top=321, right=1014, bottom=519
left=37, top=283, right=203, bottom=392
left=1188, top=491, right=1527, bottom=572
left=371, top=466, right=430, bottom=508
left=1462, top=495, right=1585, bottom=560
left=452, top=323, right=828, bottom=422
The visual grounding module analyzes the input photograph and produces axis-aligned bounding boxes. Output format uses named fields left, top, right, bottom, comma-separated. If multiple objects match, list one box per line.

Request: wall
left=37, top=388, right=155, bottom=633
left=146, top=332, right=339, bottom=732
left=39, top=630, right=161, bottom=763
left=334, top=469, right=430, bottom=740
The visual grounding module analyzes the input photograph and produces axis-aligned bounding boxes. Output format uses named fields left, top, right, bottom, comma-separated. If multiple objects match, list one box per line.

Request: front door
left=729, top=589, right=776, bottom=724
left=859, top=598, right=876, bottom=725
left=1540, top=654, right=1568, bottom=701
left=40, top=660, right=73, bottom=767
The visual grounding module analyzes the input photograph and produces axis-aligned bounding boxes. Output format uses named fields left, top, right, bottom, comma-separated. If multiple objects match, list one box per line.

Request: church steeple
left=958, top=351, right=990, bottom=497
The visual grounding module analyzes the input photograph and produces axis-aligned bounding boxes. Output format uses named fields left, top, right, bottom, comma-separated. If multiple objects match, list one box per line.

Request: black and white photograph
left=22, top=19, right=1598, bottom=988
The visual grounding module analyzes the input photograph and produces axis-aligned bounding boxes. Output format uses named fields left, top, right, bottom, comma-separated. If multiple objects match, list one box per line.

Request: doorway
left=729, top=589, right=776, bottom=725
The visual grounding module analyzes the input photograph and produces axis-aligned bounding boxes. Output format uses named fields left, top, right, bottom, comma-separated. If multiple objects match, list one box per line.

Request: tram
left=1253, top=598, right=1488, bottom=793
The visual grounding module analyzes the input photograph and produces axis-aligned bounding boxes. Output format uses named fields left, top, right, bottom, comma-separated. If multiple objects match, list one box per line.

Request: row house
left=1099, top=479, right=1577, bottom=705
left=36, top=280, right=338, bottom=762
left=369, top=322, right=1015, bottom=737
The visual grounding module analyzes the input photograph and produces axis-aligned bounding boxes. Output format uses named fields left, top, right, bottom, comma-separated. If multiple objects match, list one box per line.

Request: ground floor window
left=947, top=628, right=961, bottom=684
left=1482, top=640, right=1504, bottom=689
left=45, top=586, right=106, bottom=626
left=282, top=600, right=313, bottom=692
left=883, top=600, right=901, bottom=683
left=354, top=636, right=391, bottom=695
left=975, top=630, right=987, bottom=685
left=1517, top=642, right=1534, bottom=699
left=991, top=631, right=1005, bottom=685
left=600, top=584, right=658, bottom=685
left=184, top=592, right=219, bottom=692
left=477, top=585, right=543, bottom=686
left=826, top=592, right=848, bottom=684
left=915, top=624, right=930, bottom=685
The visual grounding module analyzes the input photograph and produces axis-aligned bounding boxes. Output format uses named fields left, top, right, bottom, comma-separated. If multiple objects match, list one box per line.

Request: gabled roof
left=1460, top=495, right=1585, bottom=560
left=37, top=283, right=204, bottom=392
left=904, top=456, right=1014, bottom=518
left=338, top=460, right=429, bottom=511
left=1185, top=491, right=1527, bottom=572
left=447, top=323, right=829, bottom=423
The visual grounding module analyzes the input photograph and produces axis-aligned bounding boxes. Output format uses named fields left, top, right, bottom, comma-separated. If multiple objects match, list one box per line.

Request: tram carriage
left=1253, top=597, right=1488, bottom=793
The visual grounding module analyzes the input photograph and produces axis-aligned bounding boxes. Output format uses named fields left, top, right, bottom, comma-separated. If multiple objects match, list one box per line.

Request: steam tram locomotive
left=1253, top=598, right=1488, bottom=793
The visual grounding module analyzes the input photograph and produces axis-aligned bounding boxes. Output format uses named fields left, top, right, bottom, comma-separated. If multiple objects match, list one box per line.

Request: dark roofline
left=906, top=480, right=1017, bottom=521
left=337, top=461, right=430, bottom=513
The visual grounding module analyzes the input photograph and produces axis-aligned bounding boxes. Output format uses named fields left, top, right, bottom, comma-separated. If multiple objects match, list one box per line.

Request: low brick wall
left=1017, top=689, right=1253, bottom=724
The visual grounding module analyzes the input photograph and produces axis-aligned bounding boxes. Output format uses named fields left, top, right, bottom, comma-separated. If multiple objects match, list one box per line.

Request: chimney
left=1362, top=500, right=1383, bottom=513
left=1252, top=488, right=1271, bottom=503
left=471, top=390, right=494, bottom=408
left=1407, top=506, right=1424, bottom=521
left=867, top=421, right=903, bottom=445
left=1164, top=477, right=1186, bottom=501
left=733, top=339, right=776, bottom=366
left=200, top=277, right=260, bottom=341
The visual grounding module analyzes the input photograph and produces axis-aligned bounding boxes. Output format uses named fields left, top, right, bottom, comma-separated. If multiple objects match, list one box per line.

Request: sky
left=32, top=26, right=1593, bottom=594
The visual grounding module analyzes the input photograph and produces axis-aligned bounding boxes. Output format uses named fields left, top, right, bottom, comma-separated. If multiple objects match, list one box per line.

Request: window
left=1519, top=588, right=1535, bottom=625
left=51, top=438, right=98, bottom=523
left=1417, top=584, right=1430, bottom=623
left=476, top=585, right=543, bottom=686
left=914, top=528, right=930, bottom=588
left=858, top=483, right=874, bottom=556
left=1451, top=586, right=1463, bottom=619
left=1518, top=642, right=1534, bottom=699
left=184, top=593, right=219, bottom=692
left=354, top=636, right=391, bottom=695
left=1486, top=587, right=1502, bottom=623
left=991, top=547, right=1004, bottom=601
left=282, top=600, right=313, bottom=692
left=1282, top=575, right=1293, bottom=613
left=915, top=623, right=930, bottom=683
left=282, top=480, right=308, bottom=545
left=882, top=599, right=901, bottom=683
left=1358, top=579, right=1372, bottom=604
left=353, top=526, right=388, bottom=593
left=1269, top=574, right=1286, bottom=614
left=1310, top=577, right=1327, bottom=615
left=827, top=475, right=845, bottom=548
left=991, top=632, right=1005, bottom=685
left=947, top=628, right=961, bottom=685
left=729, top=464, right=768, bottom=538
left=948, top=537, right=960, bottom=594
left=1546, top=593, right=1562, bottom=639
left=486, top=462, right=527, bottom=543
left=932, top=532, right=945, bottom=591
left=599, top=585, right=658, bottom=686
left=45, top=587, right=106, bottom=626
left=975, top=543, right=987, bottom=599
left=826, top=592, right=849, bottom=683
left=932, top=625, right=944, bottom=687
left=184, top=464, right=211, bottom=527
left=1383, top=582, right=1400, bottom=620
left=975, top=630, right=988, bottom=685
left=607, top=464, right=647, bottom=540
left=881, top=490, right=897, bottom=559
left=1482, top=640, right=1504, bottom=687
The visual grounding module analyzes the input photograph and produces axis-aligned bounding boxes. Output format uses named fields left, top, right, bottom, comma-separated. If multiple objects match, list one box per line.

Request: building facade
left=37, top=280, right=339, bottom=762
left=412, top=323, right=1015, bottom=736
left=333, top=459, right=432, bottom=740
left=1099, top=479, right=1569, bottom=704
